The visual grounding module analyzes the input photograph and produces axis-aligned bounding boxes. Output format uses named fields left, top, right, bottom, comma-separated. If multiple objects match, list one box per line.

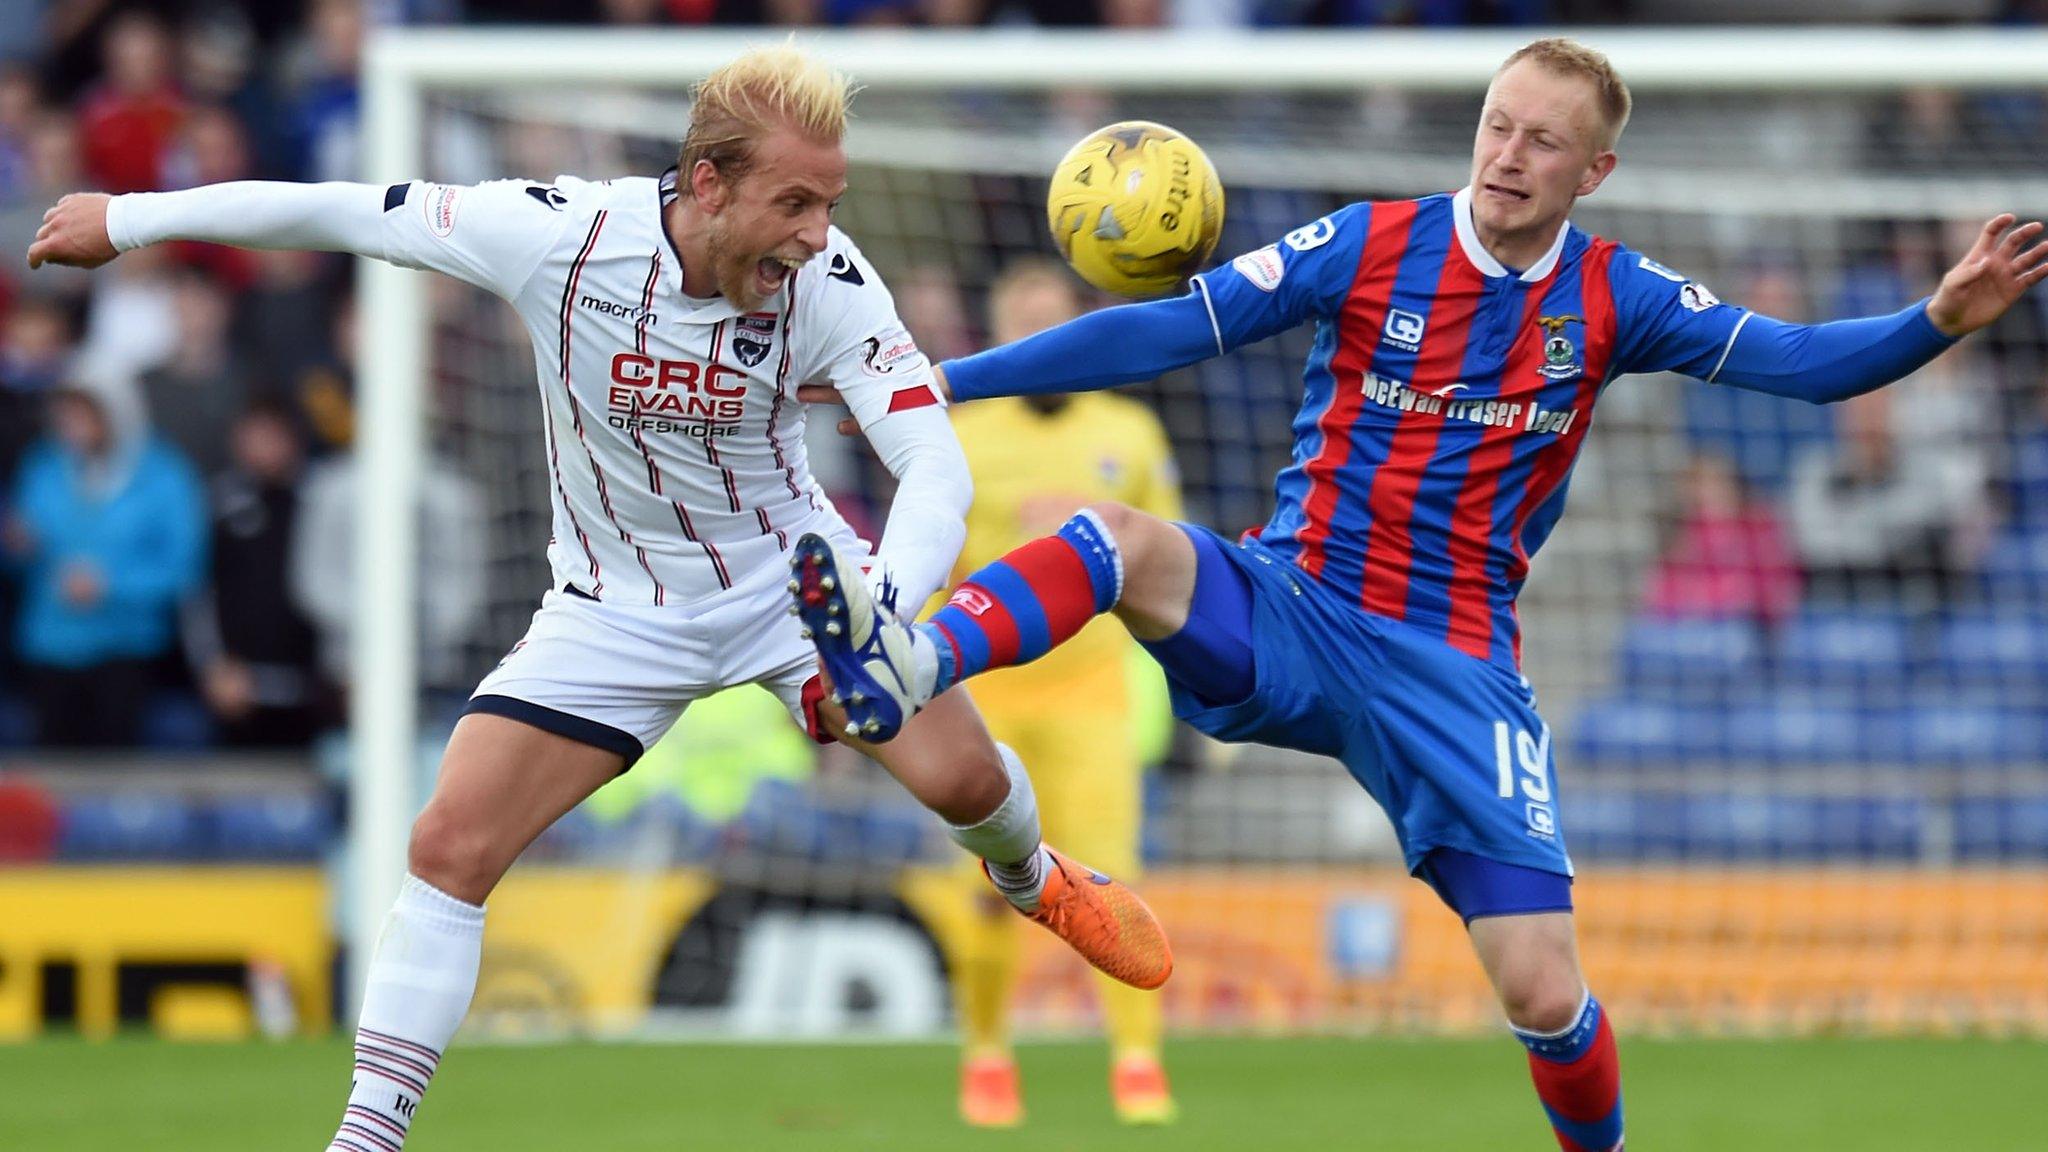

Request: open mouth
left=755, top=255, right=804, bottom=295
left=1483, top=183, right=1532, bottom=203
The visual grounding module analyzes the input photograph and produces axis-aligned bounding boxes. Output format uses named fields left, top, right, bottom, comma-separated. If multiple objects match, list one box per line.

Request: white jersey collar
left=1451, top=186, right=1568, bottom=283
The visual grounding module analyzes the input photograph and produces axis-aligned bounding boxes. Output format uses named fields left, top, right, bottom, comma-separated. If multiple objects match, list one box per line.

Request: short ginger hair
left=1498, top=37, right=1632, bottom=152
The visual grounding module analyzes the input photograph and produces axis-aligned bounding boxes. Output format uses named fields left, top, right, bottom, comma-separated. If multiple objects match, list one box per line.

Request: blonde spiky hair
left=679, top=42, right=857, bottom=184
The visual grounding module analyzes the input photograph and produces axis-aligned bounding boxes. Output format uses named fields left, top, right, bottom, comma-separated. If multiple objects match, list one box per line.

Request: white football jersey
left=377, top=171, right=943, bottom=607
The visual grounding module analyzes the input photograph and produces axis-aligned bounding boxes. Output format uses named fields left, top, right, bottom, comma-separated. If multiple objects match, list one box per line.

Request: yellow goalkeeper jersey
left=946, top=392, right=1184, bottom=712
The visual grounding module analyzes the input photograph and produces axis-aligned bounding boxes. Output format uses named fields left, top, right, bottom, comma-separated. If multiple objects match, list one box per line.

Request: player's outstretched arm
left=1926, top=213, right=2048, bottom=338
left=797, top=290, right=1222, bottom=414
left=28, top=182, right=396, bottom=270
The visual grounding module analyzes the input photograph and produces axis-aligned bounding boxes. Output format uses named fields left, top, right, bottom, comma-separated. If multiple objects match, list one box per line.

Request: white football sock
left=948, top=743, right=1050, bottom=911
left=328, top=874, right=484, bottom=1152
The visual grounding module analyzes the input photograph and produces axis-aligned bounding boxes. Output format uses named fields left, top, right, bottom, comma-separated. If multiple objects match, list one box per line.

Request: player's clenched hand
left=26, top=193, right=118, bottom=270
left=1927, top=214, right=2048, bottom=338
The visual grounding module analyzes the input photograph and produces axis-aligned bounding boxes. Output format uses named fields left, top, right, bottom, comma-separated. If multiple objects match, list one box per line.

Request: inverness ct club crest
left=734, top=313, right=776, bottom=368
left=1536, top=314, right=1583, bottom=380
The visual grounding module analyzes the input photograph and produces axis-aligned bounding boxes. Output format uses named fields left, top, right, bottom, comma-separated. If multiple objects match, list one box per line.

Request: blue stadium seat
left=1978, top=529, right=2048, bottom=609
left=209, top=794, right=336, bottom=861
left=1569, top=697, right=1729, bottom=767
left=1720, top=697, right=1879, bottom=766
left=1897, top=704, right=2046, bottom=765
left=1614, top=616, right=1765, bottom=699
left=1934, top=609, right=2048, bottom=705
left=1603, top=794, right=1925, bottom=862
left=56, top=793, right=209, bottom=860
left=1771, top=608, right=1916, bottom=695
left=1953, top=795, right=2048, bottom=861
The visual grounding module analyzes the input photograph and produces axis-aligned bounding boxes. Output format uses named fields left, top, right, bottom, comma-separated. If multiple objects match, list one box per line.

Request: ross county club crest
left=1536, top=314, right=1583, bottom=380
left=733, top=312, right=776, bottom=368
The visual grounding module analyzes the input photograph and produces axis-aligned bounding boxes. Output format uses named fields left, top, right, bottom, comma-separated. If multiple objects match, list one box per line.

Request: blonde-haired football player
left=30, top=43, right=1170, bottom=1151
left=944, top=259, right=1184, bottom=1128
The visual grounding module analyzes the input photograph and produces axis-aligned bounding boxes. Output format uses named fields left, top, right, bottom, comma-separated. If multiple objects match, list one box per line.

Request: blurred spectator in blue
left=179, top=6, right=291, bottom=183
left=77, top=10, right=184, bottom=195
left=140, top=270, right=250, bottom=477
left=282, top=0, right=363, bottom=182
left=4, top=366, right=206, bottom=746
left=1641, top=452, right=1799, bottom=628
left=184, top=401, right=327, bottom=747
left=1788, top=384, right=1986, bottom=608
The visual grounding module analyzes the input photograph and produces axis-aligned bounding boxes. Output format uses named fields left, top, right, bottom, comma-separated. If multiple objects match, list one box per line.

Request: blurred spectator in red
left=161, top=104, right=261, bottom=288
left=4, top=367, right=207, bottom=747
left=1641, top=452, right=1799, bottom=627
left=184, top=401, right=326, bottom=747
left=77, top=10, right=185, bottom=194
left=140, top=270, right=250, bottom=477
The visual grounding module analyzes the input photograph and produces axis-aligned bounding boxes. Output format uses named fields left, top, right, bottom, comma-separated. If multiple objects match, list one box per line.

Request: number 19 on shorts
left=1494, top=720, right=1556, bottom=838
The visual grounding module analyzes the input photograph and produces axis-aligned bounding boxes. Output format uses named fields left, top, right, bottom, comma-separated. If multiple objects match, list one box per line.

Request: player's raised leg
left=791, top=500, right=1196, bottom=742
left=813, top=685, right=1173, bottom=991
left=326, top=715, right=626, bottom=1152
left=1467, top=902, right=1624, bottom=1152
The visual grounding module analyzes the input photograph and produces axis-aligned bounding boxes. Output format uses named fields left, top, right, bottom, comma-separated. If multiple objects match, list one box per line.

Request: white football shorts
left=466, top=516, right=867, bottom=764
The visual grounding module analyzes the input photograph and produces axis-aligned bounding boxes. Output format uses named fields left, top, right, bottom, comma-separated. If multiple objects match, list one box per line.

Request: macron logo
left=580, top=294, right=655, bottom=324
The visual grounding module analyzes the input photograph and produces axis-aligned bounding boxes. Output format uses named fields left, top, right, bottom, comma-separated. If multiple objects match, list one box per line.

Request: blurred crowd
left=1, top=2, right=2046, bottom=755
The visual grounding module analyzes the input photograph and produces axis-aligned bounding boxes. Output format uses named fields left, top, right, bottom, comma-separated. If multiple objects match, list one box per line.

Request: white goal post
left=350, top=26, right=2048, bottom=1018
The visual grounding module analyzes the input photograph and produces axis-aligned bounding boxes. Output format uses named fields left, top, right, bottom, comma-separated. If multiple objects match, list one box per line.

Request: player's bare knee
left=924, top=745, right=1010, bottom=826
left=1497, top=967, right=1587, bottom=1034
left=1080, top=501, right=1152, bottom=563
left=406, top=804, right=506, bottom=904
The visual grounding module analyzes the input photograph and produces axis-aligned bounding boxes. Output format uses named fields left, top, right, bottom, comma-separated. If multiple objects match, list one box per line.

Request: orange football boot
left=959, top=1053, right=1024, bottom=1128
left=987, top=846, right=1173, bottom=991
left=1111, top=1053, right=1179, bottom=1125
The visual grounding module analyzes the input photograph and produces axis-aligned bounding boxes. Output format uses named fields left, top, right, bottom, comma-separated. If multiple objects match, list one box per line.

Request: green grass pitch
left=5, top=1035, right=2043, bottom=1149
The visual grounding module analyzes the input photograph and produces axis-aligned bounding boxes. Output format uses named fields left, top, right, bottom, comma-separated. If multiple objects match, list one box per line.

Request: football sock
left=328, top=874, right=485, bottom=1152
left=920, top=508, right=1123, bottom=693
left=1514, top=992, right=1625, bottom=1152
left=947, top=743, right=1049, bottom=911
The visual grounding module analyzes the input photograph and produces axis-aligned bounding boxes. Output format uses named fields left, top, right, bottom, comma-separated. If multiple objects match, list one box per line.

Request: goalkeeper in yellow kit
left=943, top=259, right=1185, bottom=1128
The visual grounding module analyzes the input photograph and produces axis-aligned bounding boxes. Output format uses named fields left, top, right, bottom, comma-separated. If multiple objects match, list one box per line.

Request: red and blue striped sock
left=918, top=508, right=1123, bottom=692
left=1515, top=994, right=1625, bottom=1152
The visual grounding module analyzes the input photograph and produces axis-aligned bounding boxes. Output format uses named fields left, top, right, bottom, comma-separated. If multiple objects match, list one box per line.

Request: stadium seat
left=1978, top=529, right=2048, bottom=608
left=1614, top=616, right=1765, bottom=699
left=56, top=793, right=210, bottom=861
left=1720, top=697, right=1878, bottom=766
left=1770, top=608, right=1917, bottom=696
left=208, top=794, right=337, bottom=861
left=1952, top=795, right=2048, bottom=861
left=1933, top=608, right=2048, bottom=705
left=1897, top=704, right=2046, bottom=765
left=1569, top=696, right=1730, bottom=767
left=0, top=779, right=61, bottom=862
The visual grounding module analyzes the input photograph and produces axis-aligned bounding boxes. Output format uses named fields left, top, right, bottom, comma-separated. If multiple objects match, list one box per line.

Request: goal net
left=356, top=28, right=2048, bottom=1039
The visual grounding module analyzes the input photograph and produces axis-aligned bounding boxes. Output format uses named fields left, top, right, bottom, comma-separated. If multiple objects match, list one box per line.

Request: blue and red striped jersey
left=1193, top=187, right=1751, bottom=667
